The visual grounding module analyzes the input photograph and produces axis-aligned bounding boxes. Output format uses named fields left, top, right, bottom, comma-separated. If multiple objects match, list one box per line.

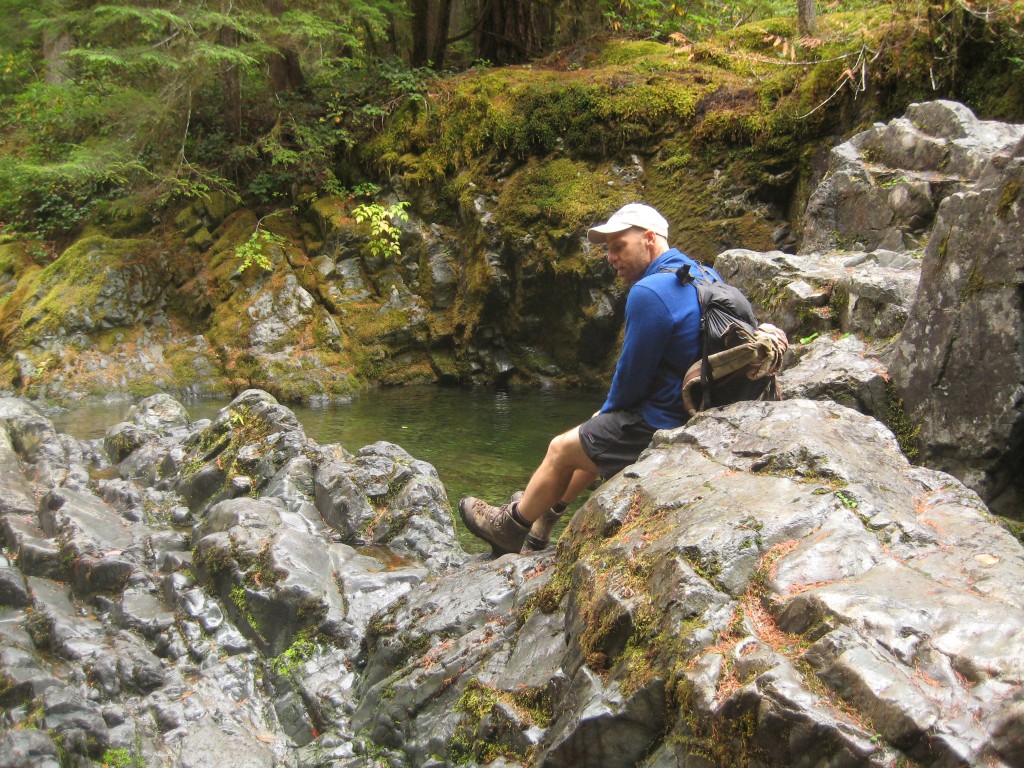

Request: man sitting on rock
left=459, top=203, right=718, bottom=555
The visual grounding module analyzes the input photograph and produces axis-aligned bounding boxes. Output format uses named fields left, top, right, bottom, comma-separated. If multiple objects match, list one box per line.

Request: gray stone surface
left=803, top=100, right=1024, bottom=253
left=2, top=101, right=1024, bottom=768
left=888, top=135, right=1024, bottom=517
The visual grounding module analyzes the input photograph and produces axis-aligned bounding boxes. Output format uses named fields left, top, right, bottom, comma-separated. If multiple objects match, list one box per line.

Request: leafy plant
left=100, top=746, right=146, bottom=768
left=235, top=226, right=285, bottom=274
left=835, top=490, right=858, bottom=509
left=270, top=629, right=321, bottom=676
left=352, top=200, right=410, bottom=260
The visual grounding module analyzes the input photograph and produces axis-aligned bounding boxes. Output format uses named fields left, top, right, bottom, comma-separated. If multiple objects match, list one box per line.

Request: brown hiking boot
left=524, top=508, right=562, bottom=551
left=459, top=496, right=529, bottom=556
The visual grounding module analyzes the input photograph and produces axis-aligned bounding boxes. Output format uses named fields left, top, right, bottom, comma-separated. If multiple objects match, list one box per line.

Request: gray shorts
left=578, top=410, right=657, bottom=478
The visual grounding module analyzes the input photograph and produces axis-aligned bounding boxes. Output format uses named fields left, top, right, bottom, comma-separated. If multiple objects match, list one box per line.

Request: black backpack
left=663, top=264, right=788, bottom=416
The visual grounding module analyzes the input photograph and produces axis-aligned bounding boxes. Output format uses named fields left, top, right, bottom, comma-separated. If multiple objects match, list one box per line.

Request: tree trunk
left=220, top=24, right=242, bottom=137
left=798, top=0, right=817, bottom=36
left=475, top=0, right=556, bottom=65
left=411, top=0, right=454, bottom=68
left=266, top=0, right=305, bottom=94
left=42, top=28, right=73, bottom=85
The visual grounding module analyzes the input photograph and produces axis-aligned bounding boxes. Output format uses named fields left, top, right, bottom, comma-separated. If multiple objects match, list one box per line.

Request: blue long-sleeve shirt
left=600, top=249, right=719, bottom=429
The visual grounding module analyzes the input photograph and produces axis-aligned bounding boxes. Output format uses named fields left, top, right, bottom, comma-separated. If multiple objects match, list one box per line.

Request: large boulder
left=717, top=101, right=1024, bottom=519
left=352, top=399, right=1024, bottom=768
left=802, top=100, right=1024, bottom=253
left=889, top=134, right=1024, bottom=518
left=713, top=247, right=921, bottom=341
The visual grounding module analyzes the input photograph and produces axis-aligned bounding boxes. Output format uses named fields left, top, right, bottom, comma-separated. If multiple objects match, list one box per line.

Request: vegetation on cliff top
left=1, top=1, right=1023, bottom=243
left=1, top=1, right=1023, bottom=402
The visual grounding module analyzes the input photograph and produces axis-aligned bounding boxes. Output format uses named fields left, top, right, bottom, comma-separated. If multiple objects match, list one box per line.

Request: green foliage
left=235, top=226, right=285, bottom=273
left=270, top=628, right=321, bottom=677
left=352, top=200, right=409, bottom=260
left=100, top=746, right=146, bottom=768
left=2, top=0, right=1023, bottom=244
left=598, top=0, right=859, bottom=39
left=835, top=490, right=858, bottom=509
left=0, top=0, right=416, bottom=236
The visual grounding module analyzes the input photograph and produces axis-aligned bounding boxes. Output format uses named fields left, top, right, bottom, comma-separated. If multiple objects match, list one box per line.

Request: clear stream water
left=51, top=386, right=601, bottom=553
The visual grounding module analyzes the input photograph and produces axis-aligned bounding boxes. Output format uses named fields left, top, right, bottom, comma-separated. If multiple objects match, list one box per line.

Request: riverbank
left=40, top=385, right=602, bottom=553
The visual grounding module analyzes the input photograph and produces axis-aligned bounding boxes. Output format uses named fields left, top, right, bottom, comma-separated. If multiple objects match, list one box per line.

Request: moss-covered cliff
left=1, top=9, right=1022, bottom=403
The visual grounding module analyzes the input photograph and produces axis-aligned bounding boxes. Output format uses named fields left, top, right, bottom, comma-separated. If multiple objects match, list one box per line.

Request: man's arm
left=600, top=286, right=672, bottom=413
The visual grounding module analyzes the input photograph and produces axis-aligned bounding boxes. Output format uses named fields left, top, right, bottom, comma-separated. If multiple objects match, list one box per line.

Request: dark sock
left=551, top=501, right=567, bottom=516
left=509, top=502, right=530, bottom=528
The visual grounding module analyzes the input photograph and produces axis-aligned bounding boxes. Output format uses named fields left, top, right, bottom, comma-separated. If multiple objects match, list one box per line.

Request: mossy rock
left=0, top=235, right=158, bottom=347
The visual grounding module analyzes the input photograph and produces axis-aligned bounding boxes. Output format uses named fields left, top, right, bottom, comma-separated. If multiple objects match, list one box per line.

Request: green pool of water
left=52, top=386, right=601, bottom=553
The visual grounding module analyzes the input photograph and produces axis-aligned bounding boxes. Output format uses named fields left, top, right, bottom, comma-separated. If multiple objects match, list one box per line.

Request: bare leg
left=562, top=468, right=598, bottom=506
left=517, top=426, right=600, bottom=523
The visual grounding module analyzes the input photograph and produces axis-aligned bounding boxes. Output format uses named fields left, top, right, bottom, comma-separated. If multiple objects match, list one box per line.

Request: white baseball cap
left=587, top=203, right=669, bottom=244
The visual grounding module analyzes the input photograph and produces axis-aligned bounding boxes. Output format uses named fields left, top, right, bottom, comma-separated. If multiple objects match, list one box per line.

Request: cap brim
left=586, top=223, right=631, bottom=244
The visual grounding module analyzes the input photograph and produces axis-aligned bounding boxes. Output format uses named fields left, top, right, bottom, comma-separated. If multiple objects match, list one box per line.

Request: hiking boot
left=459, top=496, right=529, bottom=556
left=524, top=508, right=563, bottom=551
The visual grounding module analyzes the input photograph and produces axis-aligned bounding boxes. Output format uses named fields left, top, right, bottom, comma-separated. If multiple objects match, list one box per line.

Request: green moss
left=0, top=241, right=33, bottom=277
left=682, top=547, right=723, bottom=583
left=829, top=284, right=849, bottom=327
left=672, top=693, right=767, bottom=768
left=230, top=584, right=260, bottom=632
left=884, top=381, right=921, bottom=462
left=5, top=235, right=149, bottom=346
left=195, top=541, right=234, bottom=579
left=997, top=515, right=1024, bottom=545
left=997, top=178, right=1021, bottom=218
left=100, top=747, right=146, bottom=768
left=959, top=266, right=986, bottom=301
left=207, top=209, right=260, bottom=271
left=450, top=678, right=538, bottom=765
left=594, top=40, right=675, bottom=66
left=270, top=627, right=322, bottom=677
left=494, top=158, right=624, bottom=264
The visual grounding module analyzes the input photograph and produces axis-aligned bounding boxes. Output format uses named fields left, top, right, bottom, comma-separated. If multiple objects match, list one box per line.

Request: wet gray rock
left=0, top=729, right=62, bottom=768
left=712, top=101, right=1024, bottom=519
left=713, top=247, right=920, bottom=341
left=0, top=397, right=89, bottom=490
left=0, top=566, right=30, bottom=607
left=889, top=133, right=1024, bottom=517
left=425, top=226, right=460, bottom=311
left=1, top=380, right=1021, bottom=768
left=340, top=442, right=465, bottom=569
left=352, top=553, right=558, bottom=766
left=39, top=486, right=138, bottom=594
left=338, top=397, right=1024, bottom=768
left=41, top=684, right=110, bottom=758
left=126, top=393, right=192, bottom=432
left=247, top=272, right=317, bottom=351
left=0, top=388, right=468, bottom=767
left=803, top=100, right=1024, bottom=253
left=778, top=334, right=890, bottom=419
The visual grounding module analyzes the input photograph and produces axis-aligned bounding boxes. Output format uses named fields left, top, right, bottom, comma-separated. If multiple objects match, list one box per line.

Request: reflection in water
left=51, top=386, right=601, bottom=552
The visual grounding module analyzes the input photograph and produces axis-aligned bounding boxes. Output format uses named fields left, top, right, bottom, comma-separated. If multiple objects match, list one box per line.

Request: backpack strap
left=672, top=264, right=716, bottom=409
left=656, top=265, right=700, bottom=376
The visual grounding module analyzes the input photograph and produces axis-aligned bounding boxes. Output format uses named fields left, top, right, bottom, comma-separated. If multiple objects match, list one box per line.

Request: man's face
left=605, top=229, right=650, bottom=285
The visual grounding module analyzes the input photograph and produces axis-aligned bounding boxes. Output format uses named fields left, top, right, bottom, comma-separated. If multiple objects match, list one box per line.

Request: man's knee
left=546, top=427, right=595, bottom=473
left=548, top=427, right=580, bottom=458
